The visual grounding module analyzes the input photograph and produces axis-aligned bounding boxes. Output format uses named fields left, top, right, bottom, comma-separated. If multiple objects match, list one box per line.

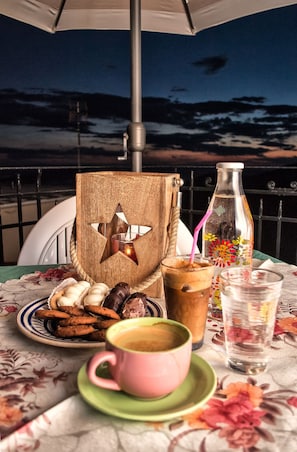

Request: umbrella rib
left=182, top=0, right=196, bottom=34
left=54, top=0, right=67, bottom=31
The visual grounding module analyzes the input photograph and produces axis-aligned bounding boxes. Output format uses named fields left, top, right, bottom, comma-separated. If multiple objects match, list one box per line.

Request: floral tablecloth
left=0, top=262, right=296, bottom=452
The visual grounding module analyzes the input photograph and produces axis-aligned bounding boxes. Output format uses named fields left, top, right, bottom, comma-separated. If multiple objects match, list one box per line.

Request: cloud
left=0, top=88, right=296, bottom=167
left=262, top=148, right=297, bottom=159
left=104, top=64, right=117, bottom=70
left=192, top=56, right=228, bottom=74
left=170, top=86, right=188, bottom=93
left=232, top=96, right=265, bottom=104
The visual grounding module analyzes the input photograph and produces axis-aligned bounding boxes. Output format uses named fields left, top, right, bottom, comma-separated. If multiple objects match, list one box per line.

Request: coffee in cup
left=86, top=317, right=192, bottom=399
left=161, top=255, right=214, bottom=350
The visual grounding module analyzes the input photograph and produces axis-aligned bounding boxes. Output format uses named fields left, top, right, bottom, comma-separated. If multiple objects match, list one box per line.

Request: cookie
left=35, top=309, right=70, bottom=320
left=83, top=282, right=110, bottom=307
left=84, top=305, right=120, bottom=320
left=95, top=318, right=120, bottom=329
left=58, top=316, right=98, bottom=327
left=58, top=306, right=87, bottom=316
left=86, top=330, right=107, bottom=342
left=55, top=325, right=96, bottom=337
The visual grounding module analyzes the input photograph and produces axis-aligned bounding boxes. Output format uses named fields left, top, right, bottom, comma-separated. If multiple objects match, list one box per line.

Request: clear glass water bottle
left=202, top=162, right=254, bottom=319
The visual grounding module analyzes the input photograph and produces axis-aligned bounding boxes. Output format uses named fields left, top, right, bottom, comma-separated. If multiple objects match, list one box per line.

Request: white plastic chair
left=17, top=197, right=76, bottom=265
left=176, top=220, right=198, bottom=256
left=17, top=196, right=197, bottom=265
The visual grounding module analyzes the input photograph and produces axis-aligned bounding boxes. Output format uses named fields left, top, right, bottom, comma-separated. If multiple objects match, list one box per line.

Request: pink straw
left=189, top=210, right=213, bottom=263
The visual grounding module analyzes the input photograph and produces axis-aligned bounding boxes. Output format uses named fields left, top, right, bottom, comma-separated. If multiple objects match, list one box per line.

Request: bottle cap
left=216, top=162, right=244, bottom=169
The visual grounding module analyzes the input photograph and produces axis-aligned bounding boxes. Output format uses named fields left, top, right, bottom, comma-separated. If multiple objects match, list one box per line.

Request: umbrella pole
left=128, top=0, right=146, bottom=172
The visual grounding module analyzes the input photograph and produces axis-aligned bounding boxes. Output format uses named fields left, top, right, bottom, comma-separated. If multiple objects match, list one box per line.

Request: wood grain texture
left=76, top=172, right=180, bottom=296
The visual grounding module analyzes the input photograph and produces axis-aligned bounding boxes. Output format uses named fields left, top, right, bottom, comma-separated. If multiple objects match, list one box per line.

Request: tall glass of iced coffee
left=161, top=255, right=214, bottom=350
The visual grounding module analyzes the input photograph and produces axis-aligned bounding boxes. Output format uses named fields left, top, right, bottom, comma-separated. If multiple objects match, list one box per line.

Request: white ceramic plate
left=17, top=297, right=165, bottom=349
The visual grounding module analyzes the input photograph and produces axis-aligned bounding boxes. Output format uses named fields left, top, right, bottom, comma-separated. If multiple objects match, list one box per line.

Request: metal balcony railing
left=0, top=165, right=296, bottom=266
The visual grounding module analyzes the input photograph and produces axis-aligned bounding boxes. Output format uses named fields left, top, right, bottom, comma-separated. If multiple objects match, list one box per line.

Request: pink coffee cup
left=86, top=317, right=192, bottom=399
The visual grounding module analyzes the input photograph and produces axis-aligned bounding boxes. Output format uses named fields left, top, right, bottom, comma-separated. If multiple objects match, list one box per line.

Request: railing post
left=0, top=215, right=4, bottom=265
left=36, top=169, right=42, bottom=219
left=256, top=198, right=263, bottom=251
left=275, top=200, right=283, bottom=260
left=16, top=173, right=24, bottom=248
left=189, top=170, right=194, bottom=231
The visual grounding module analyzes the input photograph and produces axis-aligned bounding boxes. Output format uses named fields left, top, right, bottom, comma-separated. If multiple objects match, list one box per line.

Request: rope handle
left=70, top=205, right=180, bottom=291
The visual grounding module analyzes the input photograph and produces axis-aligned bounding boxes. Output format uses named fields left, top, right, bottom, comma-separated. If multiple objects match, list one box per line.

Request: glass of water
left=220, top=267, right=283, bottom=374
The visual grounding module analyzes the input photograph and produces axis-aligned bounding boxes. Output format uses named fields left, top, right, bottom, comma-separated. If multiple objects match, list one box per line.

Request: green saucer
left=77, top=354, right=216, bottom=422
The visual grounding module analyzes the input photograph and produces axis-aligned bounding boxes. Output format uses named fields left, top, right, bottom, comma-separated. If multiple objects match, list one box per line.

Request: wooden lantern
left=73, top=171, right=181, bottom=296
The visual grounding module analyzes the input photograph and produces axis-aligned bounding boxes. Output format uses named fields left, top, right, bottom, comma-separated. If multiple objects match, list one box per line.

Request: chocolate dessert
left=120, top=292, right=147, bottom=319
left=103, top=282, right=131, bottom=312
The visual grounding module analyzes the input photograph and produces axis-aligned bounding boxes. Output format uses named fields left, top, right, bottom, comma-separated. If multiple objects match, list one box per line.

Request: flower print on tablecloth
left=207, top=304, right=297, bottom=349
left=0, top=348, right=76, bottom=439
left=28, top=266, right=80, bottom=282
left=168, top=376, right=297, bottom=451
left=0, top=265, right=77, bottom=318
left=273, top=316, right=297, bottom=349
left=209, top=313, right=297, bottom=349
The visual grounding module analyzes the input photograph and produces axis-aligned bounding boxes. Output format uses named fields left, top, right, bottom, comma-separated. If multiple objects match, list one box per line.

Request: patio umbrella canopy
left=1, top=0, right=296, bottom=171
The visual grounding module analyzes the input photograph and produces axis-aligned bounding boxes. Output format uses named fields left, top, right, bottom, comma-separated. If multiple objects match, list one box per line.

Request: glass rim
left=220, top=266, right=284, bottom=285
left=160, top=255, right=214, bottom=271
left=106, top=317, right=192, bottom=353
left=216, top=162, right=244, bottom=169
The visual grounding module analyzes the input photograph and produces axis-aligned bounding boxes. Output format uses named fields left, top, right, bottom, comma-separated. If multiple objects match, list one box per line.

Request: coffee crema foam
left=112, top=324, right=185, bottom=352
left=162, top=259, right=214, bottom=292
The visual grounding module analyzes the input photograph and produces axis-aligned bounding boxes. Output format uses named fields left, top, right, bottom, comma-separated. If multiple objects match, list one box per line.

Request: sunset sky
left=0, top=4, right=296, bottom=167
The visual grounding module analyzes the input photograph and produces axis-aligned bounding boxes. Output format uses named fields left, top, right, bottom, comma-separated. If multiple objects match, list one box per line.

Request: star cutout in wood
left=91, top=204, right=151, bottom=264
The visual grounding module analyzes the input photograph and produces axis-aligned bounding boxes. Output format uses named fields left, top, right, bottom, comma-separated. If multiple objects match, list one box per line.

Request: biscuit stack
left=35, top=280, right=147, bottom=341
